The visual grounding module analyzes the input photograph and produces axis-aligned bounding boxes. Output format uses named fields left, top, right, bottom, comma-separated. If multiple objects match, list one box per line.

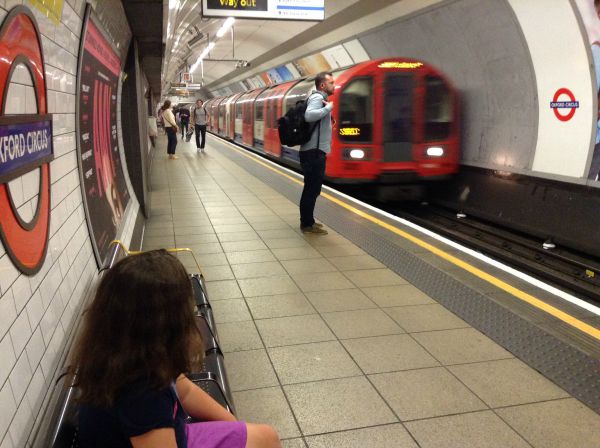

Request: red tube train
left=205, top=58, right=460, bottom=196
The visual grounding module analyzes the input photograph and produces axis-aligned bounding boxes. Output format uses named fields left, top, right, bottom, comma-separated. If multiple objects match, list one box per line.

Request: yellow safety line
left=217, top=140, right=600, bottom=341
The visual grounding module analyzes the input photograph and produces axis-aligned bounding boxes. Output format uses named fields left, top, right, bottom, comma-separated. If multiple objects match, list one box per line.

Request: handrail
left=108, top=240, right=204, bottom=275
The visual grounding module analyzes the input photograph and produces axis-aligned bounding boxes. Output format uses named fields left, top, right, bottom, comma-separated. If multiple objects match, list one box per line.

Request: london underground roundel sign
left=0, top=7, right=53, bottom=275
left=550, top=88, right=579, bottom=122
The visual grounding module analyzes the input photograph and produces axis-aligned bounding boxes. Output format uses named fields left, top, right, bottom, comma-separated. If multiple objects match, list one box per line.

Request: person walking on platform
left=161, top=100, right=179, bottom=160
left=71, top=250, right=283, bottom=448
left=299, top=71, right=336, bottom=235
left=193, top=99, right=208, bottom=153
left=179, top=105, right=191, bottom=140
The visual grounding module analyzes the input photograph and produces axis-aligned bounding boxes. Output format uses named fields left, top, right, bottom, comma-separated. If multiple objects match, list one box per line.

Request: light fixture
left=426, top=146, right=444, bottom=157
left=217, top=17, right=235, bottom=38
left=190, top=42, right=215, bottom=72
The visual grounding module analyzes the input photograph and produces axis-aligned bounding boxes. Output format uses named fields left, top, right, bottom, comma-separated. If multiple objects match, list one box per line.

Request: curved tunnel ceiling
left=161, top=0, right=418, bottom=94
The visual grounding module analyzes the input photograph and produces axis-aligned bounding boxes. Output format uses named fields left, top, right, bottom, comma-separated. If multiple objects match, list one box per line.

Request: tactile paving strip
left=217, top=143, right=600, bottom=415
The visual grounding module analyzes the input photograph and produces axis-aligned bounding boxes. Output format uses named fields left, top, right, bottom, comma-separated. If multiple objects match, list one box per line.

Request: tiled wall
left=0, top=1, right=140, bottom=446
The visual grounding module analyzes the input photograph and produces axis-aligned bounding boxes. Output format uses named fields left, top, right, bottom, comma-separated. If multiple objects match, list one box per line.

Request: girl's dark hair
left=69, top=250, right=203, bottom=407
left=161, top=100, right=171, bottom=111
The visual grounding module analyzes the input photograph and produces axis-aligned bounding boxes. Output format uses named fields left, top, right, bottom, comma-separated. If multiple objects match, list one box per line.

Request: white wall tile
left=7, top=395, right=32, bottom=448
left=11, top=275, right=31, bottom=315
left=4, top=82, right=25, bottom=114
left=25, top=327, right=44, bottom=374
left=9, top=310, right=31, bottom=356
left=38, top=263, right=61, bottom=310
left=0, top=256, right=18, bottom=296
left=0, top=289, right=16, bottom=339
left=5, top=178, right=23, bottom=210
left=0, top=382, right=16, bottom=441
left=25, top=290, right=43, bottom=332
left=8, top=350, right=32, bottom=404
left=39, top=324, right=64, bottom=381
left=0, top=333, right=16, bottom=386
left=21, top=168, right=40, bottom=204
left=0, top=432, right=14, bottom=448
left=25, top=366, right=47, bottom=419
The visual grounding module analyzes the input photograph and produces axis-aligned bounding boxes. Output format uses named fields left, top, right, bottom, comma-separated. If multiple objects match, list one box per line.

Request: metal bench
left=31, top=243, right=235, bottom=447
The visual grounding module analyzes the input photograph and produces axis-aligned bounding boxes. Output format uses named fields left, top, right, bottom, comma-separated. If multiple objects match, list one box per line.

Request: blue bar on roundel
left=0, top=115, right=54, bottom=183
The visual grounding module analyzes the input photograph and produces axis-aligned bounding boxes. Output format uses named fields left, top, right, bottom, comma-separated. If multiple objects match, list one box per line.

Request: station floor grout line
left=211, top=136, right=600, bottom=340
left=143, top=139, right=600, bottom=446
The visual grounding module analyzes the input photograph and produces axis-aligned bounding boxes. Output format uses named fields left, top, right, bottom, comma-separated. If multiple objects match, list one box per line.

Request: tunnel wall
left=0, top=1, right=142, bottom=446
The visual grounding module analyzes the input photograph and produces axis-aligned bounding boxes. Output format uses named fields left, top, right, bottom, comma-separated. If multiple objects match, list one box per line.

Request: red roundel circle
left=0, top=7, right=51, bottom=275
left=552, top=88, right=577, bottom=122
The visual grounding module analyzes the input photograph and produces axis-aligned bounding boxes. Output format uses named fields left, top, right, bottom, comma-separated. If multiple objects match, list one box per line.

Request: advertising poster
left=275, top=65, right=294, bottom=81
left=267, top=68, right=284, bottom=84
left=27, top=0, right=64, bottom=25
left=293, top=53, right=332, bottom=76
left=77, top=10, right=129, bottom=264
left=574, top=0, right=600, bottom=180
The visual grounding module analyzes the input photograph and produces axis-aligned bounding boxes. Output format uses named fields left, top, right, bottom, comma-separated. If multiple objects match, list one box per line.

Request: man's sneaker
left=314, top=222, right=324, bottom=228
left=301, top=225, right=328, bottom=235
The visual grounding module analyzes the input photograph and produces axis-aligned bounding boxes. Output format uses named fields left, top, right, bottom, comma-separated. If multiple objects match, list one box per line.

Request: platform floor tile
left=268, top=341, right=361, bottom=384
left=370, top=367, right=487, bottom=421
left=256, top=315, right=335, bottom=348
left=448, top=358, right=570, bottom=408
left=341, top=334, right=440, bottom=374
left=224, top=349, right=279, bottom=392
left=405, top=411, right=531, bottom=448
left=305, top=424, right=418, bottom=448
left=384, top=303, right=470, bottom=333
left=412, top=328, right=514, bottom=365
left=245, top=292, right=316, bottom=319
left=495, top=399, right=600, bottom=448
left=233, top=387, right=301, bottom=439
left=284, top=376, right=397, bottom=435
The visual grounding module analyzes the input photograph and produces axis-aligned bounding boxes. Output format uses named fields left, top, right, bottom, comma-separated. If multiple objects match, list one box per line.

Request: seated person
left=70, top=249, right=281, bottom=448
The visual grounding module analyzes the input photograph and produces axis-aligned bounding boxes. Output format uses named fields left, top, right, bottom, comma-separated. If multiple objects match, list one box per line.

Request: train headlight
left=349, top=149, right=366, bottom=160
left=426, top=146, right=444, bottom=157
left=343, top=148, right=371, bottom=160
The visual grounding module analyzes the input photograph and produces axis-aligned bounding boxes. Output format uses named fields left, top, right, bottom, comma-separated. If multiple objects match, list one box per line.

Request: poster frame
left=75, top=3, right=129, bottom=267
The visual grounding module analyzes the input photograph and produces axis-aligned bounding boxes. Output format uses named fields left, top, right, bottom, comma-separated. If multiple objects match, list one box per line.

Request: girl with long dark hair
left=71, top=250, right=281, bottom=448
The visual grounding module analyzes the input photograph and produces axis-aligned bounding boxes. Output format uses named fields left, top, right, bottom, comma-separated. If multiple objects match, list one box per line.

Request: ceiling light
left=216, top=17, right=235, bottom=38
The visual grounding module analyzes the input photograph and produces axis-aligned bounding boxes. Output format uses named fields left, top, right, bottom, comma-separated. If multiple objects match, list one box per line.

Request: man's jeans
left=299, top=149, right=326, bottom=228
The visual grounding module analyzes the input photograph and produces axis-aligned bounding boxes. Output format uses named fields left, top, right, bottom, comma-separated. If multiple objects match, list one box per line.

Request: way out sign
left=550, top=88, right=579, bottom=122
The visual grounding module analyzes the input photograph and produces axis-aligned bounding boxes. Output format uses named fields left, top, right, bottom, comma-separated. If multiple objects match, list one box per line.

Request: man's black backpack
left=278, top=95, right=319, bottom=147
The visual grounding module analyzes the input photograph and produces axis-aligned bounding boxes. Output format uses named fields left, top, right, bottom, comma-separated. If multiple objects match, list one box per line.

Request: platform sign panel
left=77, top=9, right=130, bottom=265
left=202, top=0, right=324, bottom=21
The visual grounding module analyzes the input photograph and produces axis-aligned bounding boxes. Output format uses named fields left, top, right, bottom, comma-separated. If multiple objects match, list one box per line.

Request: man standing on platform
left=299, top=71, right=335, bottom=235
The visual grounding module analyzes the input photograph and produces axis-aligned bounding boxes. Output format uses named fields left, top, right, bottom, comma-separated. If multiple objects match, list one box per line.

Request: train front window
left=424, top=76, right=452, bottom=141
left=338, top=77, right=373, bottom=142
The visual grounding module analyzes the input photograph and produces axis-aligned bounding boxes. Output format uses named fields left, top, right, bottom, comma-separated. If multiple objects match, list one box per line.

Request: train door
left=254, top=90, right=270, bottom=149
left=234, top=96, right=244, bottom=142
left=264, top=97, right=279, bottom=155
left=382, top=73, right=415, bottom=164
left=331, top=76, right=377, bottom=179
left=218, top=101, right=227, bottom=136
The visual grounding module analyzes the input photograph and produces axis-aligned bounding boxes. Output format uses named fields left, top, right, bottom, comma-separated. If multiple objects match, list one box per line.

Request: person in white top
left=193, top=99, right=208, bottom=153
left=160, top=100, right=179, bottom=160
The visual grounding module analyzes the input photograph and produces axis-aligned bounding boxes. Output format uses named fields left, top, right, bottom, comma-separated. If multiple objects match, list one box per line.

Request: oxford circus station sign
left=0, top=7, right=53, bottom=275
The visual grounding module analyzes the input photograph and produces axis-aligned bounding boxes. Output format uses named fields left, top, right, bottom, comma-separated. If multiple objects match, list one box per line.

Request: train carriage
left=209, top=58, right=460, bottom=193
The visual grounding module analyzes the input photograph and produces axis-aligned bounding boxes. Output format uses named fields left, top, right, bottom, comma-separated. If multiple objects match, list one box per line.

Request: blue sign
left=0, top=115, right=53, bottom=183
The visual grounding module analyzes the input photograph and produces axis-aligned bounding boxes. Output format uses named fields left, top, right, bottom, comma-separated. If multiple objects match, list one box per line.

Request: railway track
left=390, top=203, right=600, bottom=304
